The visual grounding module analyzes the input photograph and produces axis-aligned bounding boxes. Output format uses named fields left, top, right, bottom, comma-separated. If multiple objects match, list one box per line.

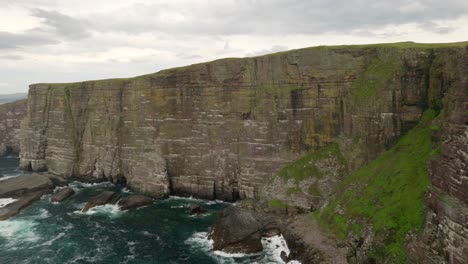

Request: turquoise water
left=0, top=156, right=288, bottom=264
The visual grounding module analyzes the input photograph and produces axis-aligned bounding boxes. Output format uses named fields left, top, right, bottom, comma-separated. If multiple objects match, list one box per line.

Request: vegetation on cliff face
left=318, top=109, right=437, bottom=262
left=278, top=143, right=345, bottom=183
left=350, top=50, right=400, bottom=100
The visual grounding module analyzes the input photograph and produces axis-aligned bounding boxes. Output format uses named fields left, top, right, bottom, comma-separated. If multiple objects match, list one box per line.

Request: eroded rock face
left=0, top=99, right=27, bottom=156
left=51, top=187, right=75, bottom=203
left=209, top=206, right=275, bottom=254
left=19, top=46, right=446, bottom=201
left=411, top=73, right=468, bottom=263
left=81, top=191, right=120, bottom=212
left=118, top=194, right=153, bottom=211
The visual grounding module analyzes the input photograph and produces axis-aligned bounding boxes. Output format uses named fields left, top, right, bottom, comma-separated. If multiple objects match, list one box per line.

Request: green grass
left=319, top=109, right=437, bottom=262
left=269, top=199, right=288, bottom=208
left=351, top=51, right=400, bottom=99
left=308, top=185, right=321, bottom=196
left=278, top=143, right=346, bottom=183
left=287, top=186, right=302, bottom=195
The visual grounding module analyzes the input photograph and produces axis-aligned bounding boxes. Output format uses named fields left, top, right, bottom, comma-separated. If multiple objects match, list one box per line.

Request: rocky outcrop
left=0, top=174, right=55, bottom=220
left=81, top=191, right=120, bottom=212
left=187, top=204, right=207, bottom=215
left=0, top=99, right=27, bottom=156
left=118, top=194, right=152, bottom=210
left=209, top=206, right=276, bottom=253
left=51, top=187, right=75, bottom=202
left=20, top=43, right=463, bottom=201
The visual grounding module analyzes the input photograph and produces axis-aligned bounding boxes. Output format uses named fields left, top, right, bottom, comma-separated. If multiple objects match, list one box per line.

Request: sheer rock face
left=19, top=46, right=439, bottom=201
left=14, top=44, right=468, bottom=262
left=0, top=99, right=27, bottom=156
left=416, top=77, right=468, bottom=262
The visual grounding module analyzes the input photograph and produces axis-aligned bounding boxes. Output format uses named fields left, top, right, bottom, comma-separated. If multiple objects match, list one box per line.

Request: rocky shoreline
left=0, top=171, right=320, bottom=263
left=0, top=174, right=156, bottom=220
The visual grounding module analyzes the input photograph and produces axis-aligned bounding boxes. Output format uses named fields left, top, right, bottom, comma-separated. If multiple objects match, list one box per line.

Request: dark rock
left=81, top=191, right=120, bottom=212
left=280, top=251, right=288, bottom=262
left=262, top=227, right=281, bottom=238
left=188, top=204, right=207, bottom=215
left=0, top=174, right=54, bottom=198
left=118, top=194, right=153, bottom=211
left=0, top=191, right=46, bottom=220
left=51, top=187, right=75, bottom=203
left=45, top=175, right=68, bottom=187
left=209, top=206, right=274, bottom=254
left=0, top=174, right=55, bottom=220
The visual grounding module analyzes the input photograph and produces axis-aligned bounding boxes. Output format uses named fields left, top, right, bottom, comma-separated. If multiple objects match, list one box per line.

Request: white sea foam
left=69, top=181, right=113, bottom=190
left=0, top=197, right=17, bottom=208
left=168, top=195, right=229, bottom=204
left=73, top=204, right=123, bottom=218
left=121, top=187, right=132, bottom=193
left=32, top=208, right=51, bottom=219
left=259, top=235, right=301, bottom=264
left=0, top=174, right=19, bottom=181
left=141, top=230, right=160, bottom=239
left=185, top=232, right=301, bottom=264
left=0, top=219, right=39, bottom=246
left=41, top=232, right=66, bottom=246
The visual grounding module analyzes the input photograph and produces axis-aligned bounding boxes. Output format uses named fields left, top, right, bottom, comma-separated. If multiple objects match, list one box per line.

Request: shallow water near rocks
left=0, top=156, right=290, bottom=264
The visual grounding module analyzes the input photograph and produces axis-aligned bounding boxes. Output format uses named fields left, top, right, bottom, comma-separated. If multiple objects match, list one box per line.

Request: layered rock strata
left=0, top=99, right=27, bottom=156
left=411, top=63, right=468, bottom=264
left=20, top=43, right=457, bottom=201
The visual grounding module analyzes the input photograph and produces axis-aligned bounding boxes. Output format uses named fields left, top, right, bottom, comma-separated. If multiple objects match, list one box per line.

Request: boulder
left=188, top=204, right=207, bottom=215
left=209, top=206, right=276, bottom=254
left=118, top=194, right=153, bottom=211
left=51, top=187, right=75, bottom=203
left=81, top=191, right=120, bottom=212
left=0, top=174, right=54, bottom=198
left=0, top=174, right=55, bottom=220
left=0, top=191, right=45, bottom=220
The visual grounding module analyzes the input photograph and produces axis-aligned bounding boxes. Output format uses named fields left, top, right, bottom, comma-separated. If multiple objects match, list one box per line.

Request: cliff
left=21, top=42, right=455, bottom=199
left=18, top=42, right=467, bottom=262
left=0, top=99, right=27, bottom=156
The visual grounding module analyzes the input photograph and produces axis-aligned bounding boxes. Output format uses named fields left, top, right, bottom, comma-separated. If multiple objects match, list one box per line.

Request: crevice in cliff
left=63, top=84, right=91, bottom=176
left=116, top=84, right=125, bottom=177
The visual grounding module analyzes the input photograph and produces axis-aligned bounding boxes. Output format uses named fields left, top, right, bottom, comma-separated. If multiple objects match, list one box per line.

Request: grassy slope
left=31, top=41, right=468, bottom=87
left=318, top=109, right=437, bottom=261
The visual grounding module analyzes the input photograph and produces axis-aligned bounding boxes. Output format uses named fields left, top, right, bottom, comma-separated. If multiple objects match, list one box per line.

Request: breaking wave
left=185, top=232, right=301, bottom=264
left=72, top=204, right=123, bottom=218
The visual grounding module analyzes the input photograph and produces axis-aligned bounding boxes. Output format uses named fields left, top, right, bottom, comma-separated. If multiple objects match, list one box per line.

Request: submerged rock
left=51, top=187, right=75, bottom=203
left=81, top=191, right=120, bottom=212
left=188, top=204, right=207, bottom=215
left=0, top=174, right=55, bottom=220
left=209, top=206, right=276, bottom=254
left=118, top=194, right=152, bottom=211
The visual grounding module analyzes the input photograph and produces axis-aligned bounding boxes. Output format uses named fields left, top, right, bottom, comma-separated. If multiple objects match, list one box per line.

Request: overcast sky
left=1, top=0, right=468, bottom=94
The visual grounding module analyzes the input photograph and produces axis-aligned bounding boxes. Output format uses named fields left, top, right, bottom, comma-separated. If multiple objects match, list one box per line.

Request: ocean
left=0, top=156, right=290, bottom=264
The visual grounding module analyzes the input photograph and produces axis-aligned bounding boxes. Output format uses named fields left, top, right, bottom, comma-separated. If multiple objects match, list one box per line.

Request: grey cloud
left=0, top=54, right=24, bottom=60
left=0, top=8, right=90, bottom=50
left=30, top=8, right=90, bottom=40
left=176, top=53, right=202, bottom=60
left=0, top=31, right=58, bottom=49
left=89, top=0, right=468, bottom=36
left=246, top=45, right=288, bottom=57
left=421, top=22, right=456, bottom=34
